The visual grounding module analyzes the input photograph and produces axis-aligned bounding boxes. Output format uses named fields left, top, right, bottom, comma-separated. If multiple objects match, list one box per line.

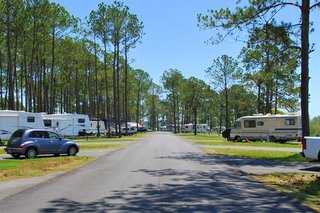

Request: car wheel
left=11, top=153, right=21, bottom=159
left=25, top=148, right=37, bottom=159
left=67, top=146, right=78, bottom=156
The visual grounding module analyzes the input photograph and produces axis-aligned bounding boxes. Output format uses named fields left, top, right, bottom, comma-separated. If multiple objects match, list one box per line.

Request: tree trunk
left=50, top=26, right=55, bottom=114
left=116, top=41, right=121, bottom=138
left=113, top=44, right=117, bottom=135
left=6, top=0, right=14, bottom=110
left=104, top=43, right=111, bottom=137
left=124, top=39, right=129, bottom=135
left=301, top=0, right=310, bottom=137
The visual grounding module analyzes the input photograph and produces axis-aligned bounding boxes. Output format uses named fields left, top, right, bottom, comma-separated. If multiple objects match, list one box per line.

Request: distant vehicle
left=130, top=127, right=138, bottom=134
left=222, top=128, right=231, bottom=141
left=4, top=129, right=79, bottom=159
left=89, top=120, right=107, bottom=135
left=121, top=127, right=135, bottom=136
left=41, top=113, right=91, bottom=136
left=137, top=127, right=148, bottom=133
left=181, top=123, right=209, bottom=133
left=301, top=137, right=320, bottom=161
left=230, top=113, right=302, bottom=142
left=0, top=110, right=45, bottom=141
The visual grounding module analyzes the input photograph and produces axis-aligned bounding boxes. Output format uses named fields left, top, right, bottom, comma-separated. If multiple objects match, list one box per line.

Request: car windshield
left=8, top=129, right=26, bottom=145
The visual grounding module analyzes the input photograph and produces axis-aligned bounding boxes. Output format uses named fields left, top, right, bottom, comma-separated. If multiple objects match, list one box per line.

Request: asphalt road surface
left=0, top=132, right=315, bottom=212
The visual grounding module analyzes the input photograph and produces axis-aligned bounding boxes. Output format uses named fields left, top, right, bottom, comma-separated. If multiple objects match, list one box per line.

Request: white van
left=230, top=113, right=302, bottom=142
left=41, top=113, right=91, bottom=136
left=0, top=110, right=45, bottom=140
left=301, top=137, right=320, bottom=161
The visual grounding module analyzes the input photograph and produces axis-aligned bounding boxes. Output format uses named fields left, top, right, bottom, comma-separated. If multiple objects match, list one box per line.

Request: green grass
left=254, top=173, right=320, bottom=212
left=76, top=138, right=136, bottom=143
left=75, top=133, right=148, bottom=143
left=0, top=156, right=95, bottom=181
left=79, top=144, right=127, bottom=150
left=203, top=148, right=308, bottom=162
left=176, top=132, right=223, bottom=140
left=194, top=141, right=301, bottom=148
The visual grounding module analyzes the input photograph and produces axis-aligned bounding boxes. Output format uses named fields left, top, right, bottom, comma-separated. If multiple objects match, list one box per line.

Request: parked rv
left=0, top=110, right=45, bottom=140
left=89, top=120, right=107, bottom=135
left=230, top=113, right=302, bottom=142
left=181, top=123, right=209, bottom=133
left=41, top=113, right=91, bottom=136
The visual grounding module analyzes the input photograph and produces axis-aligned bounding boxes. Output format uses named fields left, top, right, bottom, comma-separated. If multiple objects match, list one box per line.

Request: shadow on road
left=39, top=152, right=315, bottom=212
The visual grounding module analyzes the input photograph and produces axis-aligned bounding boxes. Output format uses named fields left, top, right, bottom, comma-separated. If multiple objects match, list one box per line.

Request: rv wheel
left=269, top=136, right=276, bottom=142
left=235, top=136, right=242, bottom=142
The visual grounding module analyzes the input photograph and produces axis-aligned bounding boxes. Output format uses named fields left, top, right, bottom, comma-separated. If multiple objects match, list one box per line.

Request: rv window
left=257, top=121, right=264, bottom=126
left=27, top=116, right=35, bottom=123
left=78, top=118, right=85, bottom=123
left=244, top=120, right=256, bottom=128
left=285, top=119, right=295, bottom=126
left=44, top=119, right=52, bottom=127
left=235, top=121, right=241, bottom=129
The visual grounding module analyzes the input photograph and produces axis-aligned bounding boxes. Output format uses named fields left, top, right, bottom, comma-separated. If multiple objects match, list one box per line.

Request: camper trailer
left=0, top=110, right=45, bottom=140
left=41, top=113, right=91, bottom=136
left=181, top=123, right=209, bottom=133
left=89, top=119, right=107, bottom=135
left=230, top=113, right=302, bottom=142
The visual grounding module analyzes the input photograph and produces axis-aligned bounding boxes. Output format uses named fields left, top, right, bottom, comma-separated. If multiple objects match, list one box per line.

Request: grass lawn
left=254, top=173, right=320, bottom=212
left=203, top=148, right=309, bottom=162
left=76, top=138, right=136, bottom=143
left=194, top=141, right=301, bottom=148
left=74, top=133, right=148, bottom=143
left=176, top=132, right=223, bottom=140
left=79, top=144, right=127, bottom=150
left=0, top=156, right=95, bottom=181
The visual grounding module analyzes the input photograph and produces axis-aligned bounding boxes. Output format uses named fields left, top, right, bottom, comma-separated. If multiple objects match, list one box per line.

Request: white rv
left=230, top=113, right=302, bottom=142
left=0, top=110, right=45, bottom=140
left=89, top=120, right=107, bottom=135
left=181, top=123, right=209, bottom=133
left=41, top=113, right=91, bottom=136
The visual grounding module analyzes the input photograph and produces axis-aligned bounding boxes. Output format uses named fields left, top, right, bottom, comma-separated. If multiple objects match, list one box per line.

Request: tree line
left=0, top=0, right=318, bottom=136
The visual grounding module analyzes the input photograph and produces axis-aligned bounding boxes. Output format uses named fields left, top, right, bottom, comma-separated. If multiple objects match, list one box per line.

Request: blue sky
left=51, top=0, right=319, bottom=119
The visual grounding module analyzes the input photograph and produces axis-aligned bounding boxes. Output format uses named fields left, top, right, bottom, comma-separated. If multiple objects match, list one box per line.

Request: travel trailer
left=0, top=110, right=45, bottom=140
left=41, top=113, right=91, bottom=136
left=181, top=123, right=209, bottom=133
left=89, top=119, right=107, bottom=135
left=230, top=113, right=302, bottom=142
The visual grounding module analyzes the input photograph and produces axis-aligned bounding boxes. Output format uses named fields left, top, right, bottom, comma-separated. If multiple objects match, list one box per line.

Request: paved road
left=0, top=132, right=316, bottom=212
